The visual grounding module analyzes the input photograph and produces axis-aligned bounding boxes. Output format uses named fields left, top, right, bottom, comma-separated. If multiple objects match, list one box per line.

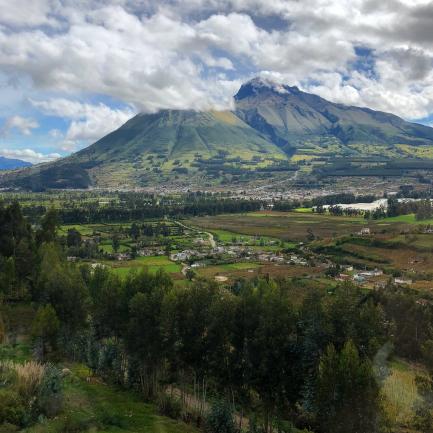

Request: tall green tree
left=32, top=304, right=60, bottom=360
left=316, top=340, right=384, bottom=433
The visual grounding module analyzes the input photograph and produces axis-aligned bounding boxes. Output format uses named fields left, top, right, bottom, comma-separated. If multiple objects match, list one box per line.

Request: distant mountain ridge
left=0, top=156, right=32, bottom=170
left=235, top=77, right=433, bottom=154
left=2, top=77, right=433, bottom=189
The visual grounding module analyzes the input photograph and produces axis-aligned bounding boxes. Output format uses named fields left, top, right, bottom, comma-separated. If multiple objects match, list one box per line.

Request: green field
left=383, top=213, right=433, bottom=224
left=219, top=262, right=261, bottom=271
left=109, top=256, right=182, bottom=278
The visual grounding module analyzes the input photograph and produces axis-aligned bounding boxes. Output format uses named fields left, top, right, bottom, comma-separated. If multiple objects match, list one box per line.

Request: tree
left=112, top=234, right=120, bottom=253
left=32, top=304, right=60, bottom=360
left=126, top=282, right=168, bottom=399
left=185, top=268, right=196, bottom=281
left=37, top=208, right=60, bottom=245
left=66, top=228, right=81, bottom=248
left=316, top=340, right=384, bottom=433
left=36, top=243, right=89, bottom=342
left=130, top=223, right=140, bottom=240
left=206, top=400, right=236, bottom=433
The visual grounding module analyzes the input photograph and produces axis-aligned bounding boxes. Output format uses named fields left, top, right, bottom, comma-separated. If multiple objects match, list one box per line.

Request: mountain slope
left=2, top=77, right=433, bottom=189
left=0, top=156, right=32, bottom=170
left=0, top=109, right=286, bottom=189
left=235, top=77, right=433, bottom=157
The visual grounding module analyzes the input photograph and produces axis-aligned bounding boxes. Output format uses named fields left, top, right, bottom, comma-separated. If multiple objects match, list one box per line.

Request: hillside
left=2, top=78, right=433, bottom=189
left=0, top=109, right=288, bottom=189
left=235, top=77, right=433, bottom=159
left=0, top=156, right=31, bottom=170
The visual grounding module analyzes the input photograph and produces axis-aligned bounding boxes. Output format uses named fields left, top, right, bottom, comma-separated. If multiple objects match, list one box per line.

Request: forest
left=1, top=201, right=433, bottom=433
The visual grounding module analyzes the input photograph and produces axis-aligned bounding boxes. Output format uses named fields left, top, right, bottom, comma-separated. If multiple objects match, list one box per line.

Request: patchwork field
left=188, top=211, right=380, bottom=242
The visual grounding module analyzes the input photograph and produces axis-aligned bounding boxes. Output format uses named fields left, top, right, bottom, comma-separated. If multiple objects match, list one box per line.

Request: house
left=258, top=254, right=270, bottom=262
left=90, top=263, right=106, bottom=270
left=170, top=250, right=200, bottom=261
left=336, top=273, right=351, bottom=281
left=359, top=227, right=371, bottom=236
left=394, top=277, right=412, bottom=285
left=170, top=252, right=188, bottom=261
left=114, top=252, right=130, bottom=261
left=359, top=269, right=383, bottom=277
left=353, top=274, right=366, bottom=283
left=270, top=256, right=285, bottom=263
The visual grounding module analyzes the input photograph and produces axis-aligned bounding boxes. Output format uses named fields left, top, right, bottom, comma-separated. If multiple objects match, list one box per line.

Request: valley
left=3, top=188, right=433, bottom=432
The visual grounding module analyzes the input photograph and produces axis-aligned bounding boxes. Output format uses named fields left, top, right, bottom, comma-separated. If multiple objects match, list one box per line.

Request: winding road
left=172, top=220, right=216, bottom=248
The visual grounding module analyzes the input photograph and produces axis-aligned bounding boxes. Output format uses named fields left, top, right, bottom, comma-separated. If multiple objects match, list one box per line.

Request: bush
left=97, top=406, right=126, bottom=428
left=61, top=412, right=95, bottom=433
left=37, top=363, right=63, bottom=417
left=0, top=423, right=19, bottom=433
left=157, top=393, right=182, bottom=419
left=0, top=360, right=45, bottom=400
left=0, top=389, right=27, bottom=426
left=205, top=400, right=237, bottom=433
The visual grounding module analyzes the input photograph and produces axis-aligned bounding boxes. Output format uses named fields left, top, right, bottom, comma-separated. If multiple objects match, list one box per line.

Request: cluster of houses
left=336, top=268, right=383, bottom=283
left=169, top=244, right=311, bottom=269
left=336, top=266, right=414, bottom=287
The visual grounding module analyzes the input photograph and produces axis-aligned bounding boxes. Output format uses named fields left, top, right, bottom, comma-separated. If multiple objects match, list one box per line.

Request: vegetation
left=2, top=198, right=433, bottom=432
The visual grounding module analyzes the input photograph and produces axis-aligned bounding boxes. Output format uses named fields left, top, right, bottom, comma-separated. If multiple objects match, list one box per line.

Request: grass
left=293, top=207, right=313, bottom=213
left=211, top=228, right=279, bottom=245
left=108, top=256, right=182, bottom=278
left=24, top=363, right=198, bottom=433
left=387, top=233, right=433, bottom=250
left=188, top=211, right=369, bottom=242
left=221, top=262, right=260, bottom=271
left=382, top=358, right=423, bottom=429
left=99, top=242, right=131, bottom=253
left=382, top=213, right=433, bottom=224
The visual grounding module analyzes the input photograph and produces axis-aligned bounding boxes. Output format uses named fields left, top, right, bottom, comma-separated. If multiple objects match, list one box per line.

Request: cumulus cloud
left=0, top=148, right=60, bottom=163
left=31, top=98, right=136, bottom=150
left=0, top=0, right=432, bottom=160
left=1, top=116, right=39, bottom=136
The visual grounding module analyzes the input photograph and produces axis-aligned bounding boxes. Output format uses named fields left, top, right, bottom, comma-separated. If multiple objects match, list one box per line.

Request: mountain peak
left=235, top=77, right=298, bottom=100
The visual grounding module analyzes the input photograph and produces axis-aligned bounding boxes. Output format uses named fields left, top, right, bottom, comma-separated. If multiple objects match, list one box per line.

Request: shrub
left=97, top=406, right=126, bottom=428
left=205, top=400, right=237, bottom=433
left=0, top=423, right=19, bottom=433
left=37, top=363, right=63, bottom=417
left=61, top=412, right=95, bottom=433
left=0, top=360, right=45, bottom=400
left=157, top=393, right=182, bottom=419
left=0, top=389, right=27, bottom=426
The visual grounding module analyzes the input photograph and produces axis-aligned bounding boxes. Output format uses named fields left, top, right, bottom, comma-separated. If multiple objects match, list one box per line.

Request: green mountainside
left=235, top=77, right=433, bottom=158
left=2, top=78, right=433, bottom=189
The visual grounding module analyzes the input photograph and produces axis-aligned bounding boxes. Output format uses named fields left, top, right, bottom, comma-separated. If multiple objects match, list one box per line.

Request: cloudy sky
left=1, top=0, right=433, bottom=163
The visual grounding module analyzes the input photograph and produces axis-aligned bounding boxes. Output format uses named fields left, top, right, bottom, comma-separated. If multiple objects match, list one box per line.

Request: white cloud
left=0, top=148, right=60, bottom=163
left=0, top=0, right=55, bottom=27
left=32, top=98, right=136, bottom=150
left=0, top=0, right=432, bottom=138
left=1, top=116, right=39, bottom=136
